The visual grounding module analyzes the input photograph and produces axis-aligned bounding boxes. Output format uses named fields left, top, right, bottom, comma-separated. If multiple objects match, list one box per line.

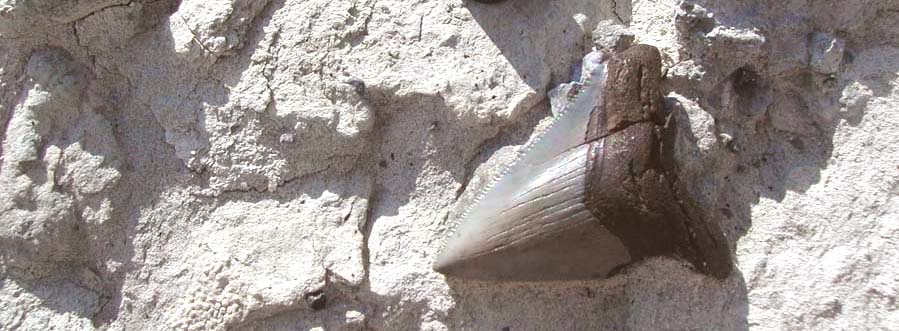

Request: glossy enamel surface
left=434, top=63, right=633, bottom=280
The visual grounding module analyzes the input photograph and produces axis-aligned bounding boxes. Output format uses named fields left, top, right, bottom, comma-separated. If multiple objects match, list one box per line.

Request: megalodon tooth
left=434, top=45, right=732, bottom=281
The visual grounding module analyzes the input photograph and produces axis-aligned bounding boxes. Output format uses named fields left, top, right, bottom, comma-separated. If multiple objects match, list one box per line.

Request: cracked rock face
left=1, top=0, right=898, bottom=330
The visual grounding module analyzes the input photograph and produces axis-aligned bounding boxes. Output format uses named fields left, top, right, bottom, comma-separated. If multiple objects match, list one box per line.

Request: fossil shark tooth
left=434, top=45, right=732, bottom=281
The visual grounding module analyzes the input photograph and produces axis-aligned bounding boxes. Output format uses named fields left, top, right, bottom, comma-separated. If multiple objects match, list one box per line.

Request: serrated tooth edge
left=436, top=72, right=601, bottom=257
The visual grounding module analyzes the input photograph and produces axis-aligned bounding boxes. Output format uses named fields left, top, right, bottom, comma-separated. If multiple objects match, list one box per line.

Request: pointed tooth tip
left=432, top=251, right=460, bottom=276
left=433, top=239, right=474, bottom=277
left=432, top=257, right=450, bottom=275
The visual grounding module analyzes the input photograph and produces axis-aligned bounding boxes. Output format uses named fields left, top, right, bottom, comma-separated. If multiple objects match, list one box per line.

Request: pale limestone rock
left=1, top=0, right=898, bottom=330
left=1, top=47, right=123, bottom=328
left=170, top=0, right=271, bottom=58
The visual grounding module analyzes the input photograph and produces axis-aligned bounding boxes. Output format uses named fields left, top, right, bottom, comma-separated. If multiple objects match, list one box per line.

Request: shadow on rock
left=443, top=258, right=748, bottom=331
left=464, top=0, right=623, bottom=91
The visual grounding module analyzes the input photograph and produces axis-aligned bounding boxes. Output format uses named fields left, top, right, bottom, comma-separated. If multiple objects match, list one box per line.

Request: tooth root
left=583, top=45, right=732, bottom=279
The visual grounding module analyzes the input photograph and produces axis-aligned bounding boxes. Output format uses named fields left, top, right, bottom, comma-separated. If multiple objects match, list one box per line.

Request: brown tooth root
left=587, top=44, right=666, bottom=141
left=434, top=45, right=732, bottom=281
left=584, top=45, right=732, bottom=279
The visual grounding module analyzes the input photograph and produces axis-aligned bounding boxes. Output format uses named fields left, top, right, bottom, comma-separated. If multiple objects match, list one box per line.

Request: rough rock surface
left=1, top=0, right=897, bottom=330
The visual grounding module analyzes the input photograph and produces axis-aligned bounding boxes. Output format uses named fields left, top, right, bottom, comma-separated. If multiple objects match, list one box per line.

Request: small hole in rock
left=304, top=290, right=327, bottom=311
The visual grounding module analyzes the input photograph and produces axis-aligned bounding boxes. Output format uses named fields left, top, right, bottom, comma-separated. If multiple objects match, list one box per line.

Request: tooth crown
left=433, top=60, right=616, bottom=280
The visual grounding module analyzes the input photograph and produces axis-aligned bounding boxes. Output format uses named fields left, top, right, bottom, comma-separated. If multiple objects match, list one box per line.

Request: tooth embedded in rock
left=435, top=45, right=733, bottom=281
left=434, top=60, right=629, bottom=281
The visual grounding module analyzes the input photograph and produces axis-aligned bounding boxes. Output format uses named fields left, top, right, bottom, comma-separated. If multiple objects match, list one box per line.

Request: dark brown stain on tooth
left=587, top=44, right=666, bottom=141
left=584, top=44, right=733, bottom=279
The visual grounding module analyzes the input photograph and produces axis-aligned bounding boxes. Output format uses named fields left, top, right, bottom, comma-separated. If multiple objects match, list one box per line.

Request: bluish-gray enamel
left=434, top=63, right=632, bottom=280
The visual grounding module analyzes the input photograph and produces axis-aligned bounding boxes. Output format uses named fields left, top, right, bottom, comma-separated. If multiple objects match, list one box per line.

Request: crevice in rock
left=177, top=15, right=215, bottom=55
left=359, top=184, right=379, bottom=287
left=67, top=1, right=135, bottom=26
left=610, top=0, right=626, bottom=24
left=358, top=99, right=387, bottom=286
